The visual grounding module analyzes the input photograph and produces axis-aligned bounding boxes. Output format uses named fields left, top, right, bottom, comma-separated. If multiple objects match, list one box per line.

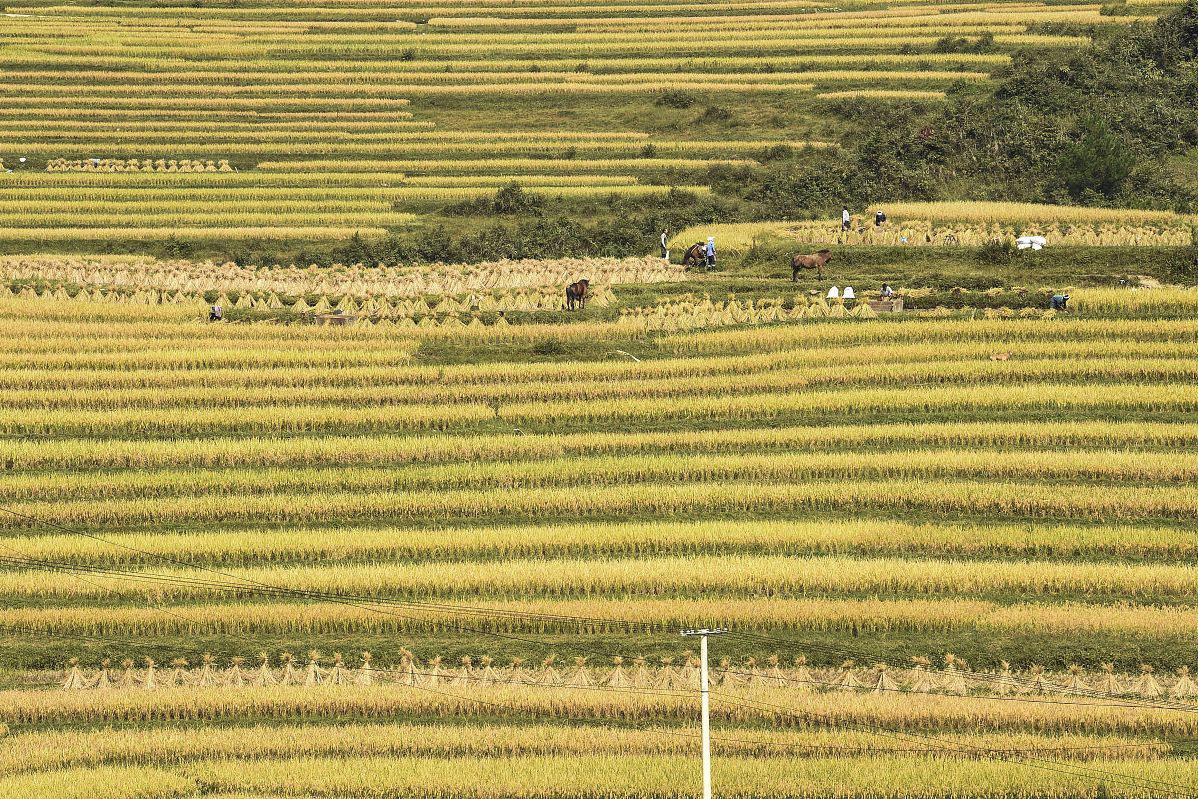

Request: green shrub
left=655, top=90, right=697, bottom=109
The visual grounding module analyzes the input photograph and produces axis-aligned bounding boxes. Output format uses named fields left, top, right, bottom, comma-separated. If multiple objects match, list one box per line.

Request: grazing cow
left=791, top=249, right=833, bottom=281
left=565, top=279, right=590, bottom=310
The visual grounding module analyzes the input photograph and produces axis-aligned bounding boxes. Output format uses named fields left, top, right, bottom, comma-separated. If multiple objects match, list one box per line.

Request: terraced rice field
left=2, top=275, right=1198, bottom=797
left=0, top=0, right=1161, bottom=241
left=675, top=204, right=1198, bottom=251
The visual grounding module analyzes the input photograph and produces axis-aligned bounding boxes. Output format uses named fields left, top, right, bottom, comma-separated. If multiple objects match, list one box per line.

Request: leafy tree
left=1056, top=118, right=1136, bottom=199
left=492, top=183, right=545, bottom=215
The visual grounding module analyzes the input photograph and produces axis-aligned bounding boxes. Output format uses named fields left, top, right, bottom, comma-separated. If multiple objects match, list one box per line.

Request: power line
left=6, top=546, right=1195, bottom=717
left=0, top=541, right=270, bottom=650
left=7, top=504, right=1198, bottom=746
left=371, top=667, right=1197, bottom=794
left=0, top=542, right=657, bottom=671
left=7, top=616, right=1184, bottom=789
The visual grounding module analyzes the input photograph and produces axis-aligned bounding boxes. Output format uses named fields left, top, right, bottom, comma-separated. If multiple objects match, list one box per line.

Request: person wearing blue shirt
left=704, top=237, right=715, bottom=271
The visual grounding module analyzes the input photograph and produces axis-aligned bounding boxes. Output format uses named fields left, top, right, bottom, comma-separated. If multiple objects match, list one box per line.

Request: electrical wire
left=4, top=543, right=1196, bottom=719
left=0, top=541, right=270, bottom=650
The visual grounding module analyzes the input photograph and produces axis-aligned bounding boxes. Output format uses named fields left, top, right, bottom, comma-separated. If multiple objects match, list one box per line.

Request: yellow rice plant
left=0, top=331, right=1177, bottom=380
left=11, top=595, right=1198, bottom=639
left=0, top=344, right=418, bottom=372
left=2, top=96, right=413, bottom=111
left=2, top=754, right=1191, bottom=799
left=4, top=332, right=1197, bottom=387
left=496, top=381, right=1198, bottom=426
left=0, top=296, right=204, bottom=323
left=0, top=82, right=813, bottom=102
left=401, top=175, right=640, bottom=186
left=0, top=253, right=682, bottom=299
left=183, top=753, right=1198, bottom=799
left=253, top=158, right=754, bottom=172
left=4, top=135, right=771, bottom=158
left=1, top=684, right=1196, bottom=734
left=816, top=89, right=948, bottom=99
left=662, top=317, right=1198, bottom=354
left=0, top=722, right=1163, bottom=778
left=1, top=418, right=1194, bottom=473
left=1071, top=287, right=1198, bottom=315
left=872, top=201, right=1179, bottom=225
left=3, top=447, right=1197, bottom=505
left=0, top=766, right=193, bottom=799
left=6, top=510, right=1198, bottom=566
left=10, top=66, right=978, bottom=87
left=0, top=310, right=1181, bottom=359
left=10, top=356, right=1198, bottom=411
left=2, top=474, right=1187, bottom=528
left=0, top=226, right=392, bottom=241
left=9, top=540, right=1198, bottom=599
left=269, top=53, right=1014, bottom=70
left=0, top=401, right=489, bottom=438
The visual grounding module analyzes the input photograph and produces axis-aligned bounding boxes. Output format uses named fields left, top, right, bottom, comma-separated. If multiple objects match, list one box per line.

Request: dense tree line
left=739, top=0, right=1198, bottom=215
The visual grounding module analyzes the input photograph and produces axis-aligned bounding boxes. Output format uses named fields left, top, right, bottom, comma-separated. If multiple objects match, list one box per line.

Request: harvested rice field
left=0, top=0, right=1165, bottom=246
left=3, top=256, right=1198, bottom=797
left=4, top=0, right=1198, bottom=793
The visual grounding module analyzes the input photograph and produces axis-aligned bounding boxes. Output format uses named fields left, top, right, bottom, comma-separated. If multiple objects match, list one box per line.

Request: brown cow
left=565, top=279, right=590, bottom=310
left=791, top=250, right=833, bottom=281
left=682, top=242, right=706, bottom=268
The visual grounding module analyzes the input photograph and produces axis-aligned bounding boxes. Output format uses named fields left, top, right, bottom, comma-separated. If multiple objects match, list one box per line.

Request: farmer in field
left=874, top=209, right=887, bottom=227
left=660, top=229, right=669, bottom=260
left=704, top=237, right=716, bottom=270
left=1051, top=293, right=1070, bottom=311
left=841, top=206, right=851, bottom=231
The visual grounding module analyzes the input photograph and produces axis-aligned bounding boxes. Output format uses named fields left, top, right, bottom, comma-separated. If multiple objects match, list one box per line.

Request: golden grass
left=816, top=89, right=948, bottom=99
left=2, top=684, right=1197, bottom=734
left=0, top=722, right=1162, bottom=778
left=186, top=754, right=1198, bottom=799
left=10, top=545, right=1198, bottom=600
left=12, top=595, right=1198, bottom=638
left=5, top=447, right=1198, bottom=506
left=0, top=226, right=393, bottom=241
left=872, top=201, right=1182, bottom=224
left=1071, top=286, right=1198, bottom=314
